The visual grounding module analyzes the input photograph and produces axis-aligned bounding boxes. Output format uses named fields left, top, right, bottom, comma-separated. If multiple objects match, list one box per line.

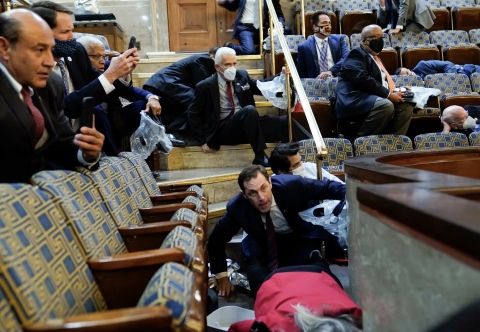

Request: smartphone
left=81, top=97, right=95, bottom=128
left=127, top=36, right=136, bottom=57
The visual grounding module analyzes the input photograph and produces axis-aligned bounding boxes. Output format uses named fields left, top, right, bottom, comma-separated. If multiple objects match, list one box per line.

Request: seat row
left=264, top=29, right=480, bottom=75
left=298, top=132, right=480, bottom=171
left=293, top=0, right=480, bottom=36
left=0, top=152, right=210, bottom=331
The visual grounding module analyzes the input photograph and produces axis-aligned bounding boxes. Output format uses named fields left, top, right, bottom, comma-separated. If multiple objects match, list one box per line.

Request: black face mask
left=367, top=38, right=384, bottom=53
left=52, top=38, right=77, bottom=57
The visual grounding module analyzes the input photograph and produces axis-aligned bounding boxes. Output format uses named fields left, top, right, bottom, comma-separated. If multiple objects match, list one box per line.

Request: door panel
left=168, top=0, right=217, bottom=51
left=217, top=5, right=238, bottom=46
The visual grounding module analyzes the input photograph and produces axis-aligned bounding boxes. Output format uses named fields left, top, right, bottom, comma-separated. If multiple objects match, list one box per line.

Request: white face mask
left=221, top=66, right=236, bottom=81
left=291, top=163, right=306, bottom=177
left=463, top=116, right=476, bottom=129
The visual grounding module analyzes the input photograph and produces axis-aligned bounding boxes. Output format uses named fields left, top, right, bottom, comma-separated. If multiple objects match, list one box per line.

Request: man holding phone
left=0, top=9, right=104, bottom=183
left=31, top=1, right=141, bottom=131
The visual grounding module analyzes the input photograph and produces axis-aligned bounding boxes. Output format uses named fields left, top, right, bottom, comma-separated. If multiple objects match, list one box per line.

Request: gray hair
left=214, top=46, right=236, bottom=65
left=77, top=36, right=104, bottom=53
left=294, top=304, right=362, bottom=332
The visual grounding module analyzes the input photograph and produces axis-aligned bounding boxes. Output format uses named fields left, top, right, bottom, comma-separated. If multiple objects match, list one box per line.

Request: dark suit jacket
left=143, top=54, right=215, bottom=108
left=219, top=0, right=286, bottom=40
left=412, top=60, right=455, bottom=79
left=296, top=35, right=350, bottom=79
left=63, top=42, right=132, bottom=119
left=208, top=175, right=346, bottom=274
left=0, top=70, right=81, bottom=183
left=187, top=70, right=261, bottom=148
left=335, top=46, right=390, bottom=119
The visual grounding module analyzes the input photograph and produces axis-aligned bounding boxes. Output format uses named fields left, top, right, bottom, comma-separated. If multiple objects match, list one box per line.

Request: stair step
left=207, top=201, right=228, bottom=237
left=155, top=143, right=279, bottom=171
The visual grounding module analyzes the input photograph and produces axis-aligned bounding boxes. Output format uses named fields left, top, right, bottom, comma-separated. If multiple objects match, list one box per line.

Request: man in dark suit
left=143, top=48, right=218, bottom=133
left=217, top=0, right=292, bottom=55
left=208, top=165, right=346, bottom=296
left=335, top=25, right=414, bottom=141
left=395, top=60, right=480, bottom=79
left=296, top=11, right=350, bottom=79
left=186, top=47, right=310, bottom=166
left=31, top=1, right=141, bottom=131
left=78, top=36, right=161, bottom=155
left=0, top=9, right=104, bottom=183
left=378, top=0, right=435, bottom=34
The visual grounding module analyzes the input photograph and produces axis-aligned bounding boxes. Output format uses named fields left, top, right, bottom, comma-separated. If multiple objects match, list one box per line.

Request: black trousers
left=214, top=106, right=311, bottom=153
left=246, top=233, right=324, bottom=296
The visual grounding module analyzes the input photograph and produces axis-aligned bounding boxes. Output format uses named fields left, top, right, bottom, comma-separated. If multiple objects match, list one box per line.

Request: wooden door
left=168, top=0, right=218, bottom=51
left=216, top=5, right=238, bottom=46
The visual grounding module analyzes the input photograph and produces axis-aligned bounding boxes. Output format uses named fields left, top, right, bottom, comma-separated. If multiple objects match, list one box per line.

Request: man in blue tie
left=296, top=11, right=350, bottom=79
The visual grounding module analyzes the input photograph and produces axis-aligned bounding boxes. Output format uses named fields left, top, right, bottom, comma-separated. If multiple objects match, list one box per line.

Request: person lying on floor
left=229, top=250, right=362, bottom=332
left=395, top=60, right=480, bottom=79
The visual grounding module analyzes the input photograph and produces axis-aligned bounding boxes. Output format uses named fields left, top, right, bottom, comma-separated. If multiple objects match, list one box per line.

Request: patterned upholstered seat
left=414, top=132, right=469, bottom=149
left=350, top=33, right=391, bottom=48
left=469, top=29, right=480, bottom=46
left=182, top=196, right=206, bottom=215
left=470, top=72, right=480, bottom=92
left=295, top=0, right=334, bottom=12
left=300, top=78, right=331, bottom=102
left=430, top=30, right=480, bottom=64
left=0, top=287, right=22, bottom=332
left=0, top=184, right=107, bottom=324
left=445, top=0, right=479, bottom=9
left=160, top=227, right=203, bottom=273
left=263, top=35, right=306, bottom=53
left=469, top=132, right=480, bottom=146
left=390, top=31, right=431, bottom=48
left=424, top=73, right=473, bottom=98
left=354, top=135, right=413, bottom=156
left=430, top=30, right=476, bottom=49
left=31, top=171, right=128, bottom=259
left=138, top=262, right=196, bottom=329
left=119, top=152, right=206, bottom=199
left=298, top=138, right=354, bottom=169
left=391, top=74, right=440, bottom=116
left=73, top=32, right=111, bottom=51
left=171, top=208, right=200, bottom=230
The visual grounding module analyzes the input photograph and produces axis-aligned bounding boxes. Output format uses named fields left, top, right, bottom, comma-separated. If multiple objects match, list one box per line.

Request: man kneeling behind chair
left=208, top=165, right=346, bottom=297
left=335, top=24, right=414, bottom=141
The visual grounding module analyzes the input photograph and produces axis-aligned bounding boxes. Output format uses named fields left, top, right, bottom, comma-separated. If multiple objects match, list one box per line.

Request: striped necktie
left=57, top=59, right=70, bottom=95
left=319, top=41, right=329, bottom=73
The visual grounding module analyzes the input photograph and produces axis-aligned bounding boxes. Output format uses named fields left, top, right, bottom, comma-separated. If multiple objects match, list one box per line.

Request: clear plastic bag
left=298, top=199, right=349, bottom=249
left=256, top=74, right=287, bottom=109
left=130, top=111, right=172, bottom=159
left=74, top=0, right=100, bottom=14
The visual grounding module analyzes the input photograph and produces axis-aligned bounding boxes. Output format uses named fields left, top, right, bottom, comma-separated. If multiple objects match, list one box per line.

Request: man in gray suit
left=378, top=0, right=436, bottom=35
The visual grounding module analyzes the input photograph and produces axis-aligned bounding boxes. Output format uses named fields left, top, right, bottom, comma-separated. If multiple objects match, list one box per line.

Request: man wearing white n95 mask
left=268, top=142, right=344, bottom=183
left=441, top=105, right=480, bottom=134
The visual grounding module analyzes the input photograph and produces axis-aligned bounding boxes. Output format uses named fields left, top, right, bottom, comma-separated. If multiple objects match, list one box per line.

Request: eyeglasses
left=88, top=54, right=108, bottom=61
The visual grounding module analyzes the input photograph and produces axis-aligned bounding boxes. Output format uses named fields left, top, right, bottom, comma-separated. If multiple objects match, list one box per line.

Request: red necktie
left=21, top=86, right=45, bottom=144
left=266, top=212, right=278, bottom=272
left=226, top=82, right=235, bottom=118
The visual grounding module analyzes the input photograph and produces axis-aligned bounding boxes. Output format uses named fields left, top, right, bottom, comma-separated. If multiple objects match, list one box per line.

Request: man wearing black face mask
left=335, top=24, right=414, bottom=141
left=296, top=11, right=350, bottom=79
left=31, top=1, right=140, bottom=131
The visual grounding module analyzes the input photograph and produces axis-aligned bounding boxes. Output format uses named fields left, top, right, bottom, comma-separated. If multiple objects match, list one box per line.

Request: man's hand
left=317, top=71, right=333, bottom=80
left=388, top=91, right=404, bottom=103
left=388, top=28, right=401, bottom=35
left=217, top=277, right=235, bottom=297
left=441, top=117, right=451, bottom=132
left=145, top=99, right=162, bottom=116
left=202, top=143, right=212, bottom=153
left=75, top=125, right=105, bottom=163
left=281, top=66, right=290, bottom=75
left=103, top=48, right=140, bottom=84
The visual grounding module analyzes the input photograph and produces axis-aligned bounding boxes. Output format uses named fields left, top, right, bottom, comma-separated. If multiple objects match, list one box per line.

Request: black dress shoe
left=167, top=134, right=186, bottom=147
left=252, top=155, right=270, bottom=167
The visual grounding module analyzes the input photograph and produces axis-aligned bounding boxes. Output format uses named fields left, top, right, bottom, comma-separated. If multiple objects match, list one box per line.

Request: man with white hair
left=77, top=35, right=161, bottom=155
left=441, top=105, right=480, bottom=133
left=187, top=47, right=310, bottom=166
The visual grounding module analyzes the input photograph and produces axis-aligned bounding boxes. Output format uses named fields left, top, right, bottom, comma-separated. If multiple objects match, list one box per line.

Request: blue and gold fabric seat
left=414, top=132, right=469, bottom=149
left=263, top=35, right=306, bottom=53
left=0, top=287, right=22, bottom=332
left=171, top=207, right=205, bottom=241
left=298, top=138, right=353, bottom=172
left=160, top=226, right=204, bottom=274
left=354, top=135, right=413, bottom=156
left=470, top=132, right=480, bottom=146
left=470, top=72, right=480, bottom=93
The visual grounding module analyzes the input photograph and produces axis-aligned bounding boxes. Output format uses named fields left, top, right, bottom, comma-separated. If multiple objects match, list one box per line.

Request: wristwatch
left=146, top=94, right=159, bottom=101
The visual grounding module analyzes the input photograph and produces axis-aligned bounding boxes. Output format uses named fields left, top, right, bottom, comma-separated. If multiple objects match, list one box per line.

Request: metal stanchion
left=315, top=147, right=328, bottom=181
left=300, top=0, right=305, bottom=37
left=269, top=14, right=275, bottom=75
left=258, top=0, right=263, bottom=55
left=285, top=64, right=293, bottom=142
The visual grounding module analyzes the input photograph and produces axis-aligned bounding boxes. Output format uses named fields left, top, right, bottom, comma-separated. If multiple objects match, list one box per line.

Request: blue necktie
left=386, top=0, right=396, bottom=29
left=319, top=41, right=329, bottom=73
left=57, top=60, right=70, bottom=95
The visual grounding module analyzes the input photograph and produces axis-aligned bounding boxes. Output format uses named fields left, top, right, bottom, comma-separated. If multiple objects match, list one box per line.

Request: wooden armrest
left=139, top=203, right=195, bottom=223
left=88, top=248, right=185, bottom=271
left=158, top=183, right=202, bottom=193
left=150, top=192, right=195, bottom=202
left=184, top=273, right=206, bottom=331
left=23, top=307, right=173, bottom=332
left=118, top=220, right=191, bottom=236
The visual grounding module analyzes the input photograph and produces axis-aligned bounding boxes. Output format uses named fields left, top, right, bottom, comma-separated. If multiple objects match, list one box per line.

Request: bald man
left=441, top=105, right=480, bottom=133
left=0, top=9, right=104, bottom=183
left=335, top=24, right=414, bottom=141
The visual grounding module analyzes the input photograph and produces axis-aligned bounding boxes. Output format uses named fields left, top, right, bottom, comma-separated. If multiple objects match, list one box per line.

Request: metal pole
left=269, top=13, right=275, bottom=75
left=300, top=0, right=305, bottom=37
left=285, top=66, right=292, bottom=142
left=258, top=0, right=263, bottom=55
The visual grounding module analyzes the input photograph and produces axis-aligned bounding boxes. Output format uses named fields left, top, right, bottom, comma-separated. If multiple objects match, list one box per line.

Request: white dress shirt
left=217, top=73, right=242, bottom=120
left=240, top=0, right=256, bottom=24
left=369, top=53, right=389, bottom=90
left=303, top=162, right=344, bottom=183
left=0, top=62, right=97, bottom=166
left=314, top=35, right=335, bottom=72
